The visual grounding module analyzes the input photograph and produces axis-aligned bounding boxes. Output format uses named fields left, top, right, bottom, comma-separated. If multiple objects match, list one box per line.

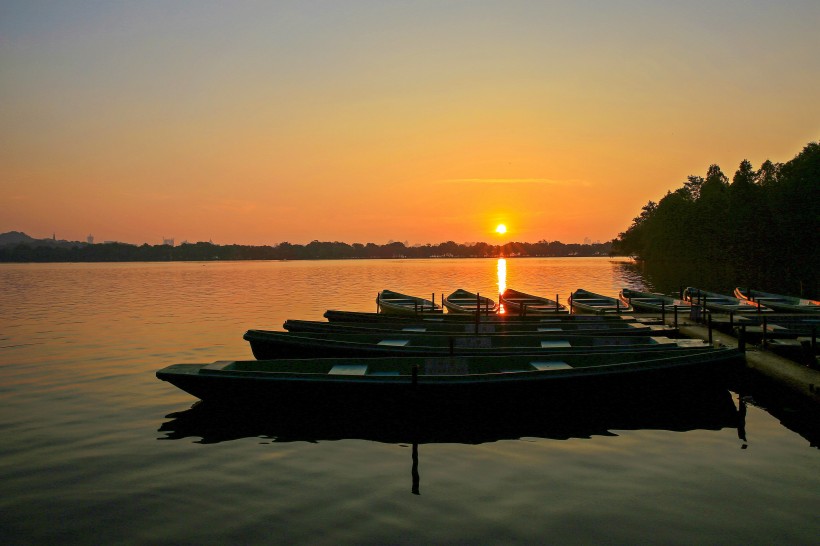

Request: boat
left=443, top=289, right=498, bottom=315
left=243, top=330, right=708, bottom=359
left=324, top=310, right=658, bottom=324
left=619, top=288, right=691, bottom=313
left=283, top=318, right=677, bottom=337
left=569, top=289, right=633, bottom=314
left=734, top=288, right=820, bottom=314
left=684, top=287, right=771, bottom=313
left=157, top=348, right=743, bottom=408
left=377, top=289, right=442, bottom=315
left=499, top=288, right=567, bottom=315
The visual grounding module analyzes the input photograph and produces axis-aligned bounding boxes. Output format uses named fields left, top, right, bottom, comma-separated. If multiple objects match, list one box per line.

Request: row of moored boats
left=155, top=285, right=818, bottom=409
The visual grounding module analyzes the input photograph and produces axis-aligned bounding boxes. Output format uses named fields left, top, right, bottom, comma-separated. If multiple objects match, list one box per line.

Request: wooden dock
left=655, top=313, right=820, bottom=404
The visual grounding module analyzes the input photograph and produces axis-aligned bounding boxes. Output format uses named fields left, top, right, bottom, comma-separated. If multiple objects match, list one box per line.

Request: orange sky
left=2, top=2, right=818, bottom=246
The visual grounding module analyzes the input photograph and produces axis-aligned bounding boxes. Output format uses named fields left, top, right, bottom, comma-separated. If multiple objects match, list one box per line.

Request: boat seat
left=530, top=361, right=572, bottom=371
left=328, top=364, right=368, bottom=375
left=540, top=340, right=571, bottom=348
left=377, top=339, right=410, bottom=346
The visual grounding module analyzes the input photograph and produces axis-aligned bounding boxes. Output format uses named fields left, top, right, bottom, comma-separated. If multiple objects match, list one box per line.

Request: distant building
left=87, top=234, right=94, bottom=244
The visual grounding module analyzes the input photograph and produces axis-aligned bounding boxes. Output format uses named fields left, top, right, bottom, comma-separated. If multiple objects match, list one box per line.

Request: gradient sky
left=2, top=1, right=818, bottom=246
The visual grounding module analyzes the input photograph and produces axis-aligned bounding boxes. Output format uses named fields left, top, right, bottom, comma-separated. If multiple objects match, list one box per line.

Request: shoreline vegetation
left=0, top=233, right=612, bottom=262
left=612, top=141, right=818, bottom=298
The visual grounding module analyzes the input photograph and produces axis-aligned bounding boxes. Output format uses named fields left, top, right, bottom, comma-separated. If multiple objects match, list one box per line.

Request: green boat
left=377, top=289, right=442, bottom=315
left=443, top=288, right=498, bottom=315
left=500, top=288, right=568, bottom=314
left=734, top=287, right=820, bottom=314
left=619, top=288, right=691, bottom=313
left=282, top=318, right=677, bottom=337
left=157, top=348, right=743, bottom=408
left=569, top=289, right=633, bottom=314
left=243, top=330, right=708, bottom=359
left=684, top=287, right=771, bottom=313
left=323, top=310, right=657, bottom=324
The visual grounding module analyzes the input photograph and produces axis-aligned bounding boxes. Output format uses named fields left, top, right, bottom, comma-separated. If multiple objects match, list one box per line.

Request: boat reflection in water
left=158, top=386, right=743, bottom=495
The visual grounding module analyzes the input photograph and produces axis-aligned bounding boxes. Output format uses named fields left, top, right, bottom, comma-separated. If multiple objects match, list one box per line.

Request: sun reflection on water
left=497, top=258, right=507, bottom=314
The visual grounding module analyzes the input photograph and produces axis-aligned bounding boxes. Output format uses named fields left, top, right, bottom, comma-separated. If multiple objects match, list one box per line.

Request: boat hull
left=157, top=349, right=743, bottom=410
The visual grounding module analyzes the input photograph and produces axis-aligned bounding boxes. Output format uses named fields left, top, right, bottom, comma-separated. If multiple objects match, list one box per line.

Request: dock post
left=661, top=301, right=666, bottom=323
left=707, top=311, right=713, bottom=345
left=432, top=293, right=435, bottom=311
left=738, top=326, right=746, bottom=352
left=616, top=299, right=620, bottom=313
left=673, top=305, right=678, bottom=330
left=522, top=303, right=526, bottom=317
left=701, top=297, right=707, bottom=324
left=556, top=294, right=559, bottom=312
left=414, top=301, right=418, bottom=315
left=729, top=311, right=734, bottom=331
left=412, top=364, right=418, bottom=386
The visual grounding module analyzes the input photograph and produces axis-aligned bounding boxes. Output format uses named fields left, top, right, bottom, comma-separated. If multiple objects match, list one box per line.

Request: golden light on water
left=497, top=258, right=507, bottom=314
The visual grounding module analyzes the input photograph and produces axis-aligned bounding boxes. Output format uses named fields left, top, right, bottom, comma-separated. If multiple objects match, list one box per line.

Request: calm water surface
left=1, top=258, right=817, bottom=545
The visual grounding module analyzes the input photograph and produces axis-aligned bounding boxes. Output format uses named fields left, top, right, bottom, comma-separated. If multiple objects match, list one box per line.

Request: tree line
left=612, top=141, right=819, bottom=297
left=0, top=238, right=612, bottom=262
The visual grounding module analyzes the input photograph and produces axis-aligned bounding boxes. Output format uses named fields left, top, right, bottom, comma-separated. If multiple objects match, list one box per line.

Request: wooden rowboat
left=283, top=319, right=677, bottom=337
left=619, top=288, right=691, bottom=313
left=569, top=289, right=633, bottom=314
left=324, top=310, right=657, bottom=324
left=443, top=289, right=498, bottom=315
left=243, top=329, right=708, bottom=359
left=500, top=288, right=567, bottom=314
left=684, top=287, right=771, bottom=313
left=734, top=288, right=820, bottom=314
left=377, top=289, right=442, bottom=315
left=157, top=348, right=742, bottom=408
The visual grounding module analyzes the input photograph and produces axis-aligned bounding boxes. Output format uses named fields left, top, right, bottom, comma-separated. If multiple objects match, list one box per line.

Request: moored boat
left=377, top=289, right=441, bottom=315
left=443, top=289, right=498, bottom=315
left=684, top=287, right=771, bottom=313
left=283, top=318, right=677, bottom=336
left=324, top=309, right=657, bottom=324
left=500, top=288, right=567, bottom=315
left=619, top=288, right=691, bottom=313
left=569, top=289, right=633, bottom=314
left=243, top=329, right=707, bottom=359
left=734, top=288, right=820, bottom=314
left=157, top=348, right=743, bottom=408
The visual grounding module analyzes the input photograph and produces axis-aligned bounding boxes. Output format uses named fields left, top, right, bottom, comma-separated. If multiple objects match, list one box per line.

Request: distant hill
left=0, top=231, right=82, bottom=248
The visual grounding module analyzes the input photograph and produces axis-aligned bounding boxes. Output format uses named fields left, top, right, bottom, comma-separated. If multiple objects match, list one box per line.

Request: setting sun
left=495, top=224, right=507, bottom=235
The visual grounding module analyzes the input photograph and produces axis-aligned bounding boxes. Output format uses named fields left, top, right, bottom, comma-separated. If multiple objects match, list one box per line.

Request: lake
left=1, top=257, right=817, bottom=545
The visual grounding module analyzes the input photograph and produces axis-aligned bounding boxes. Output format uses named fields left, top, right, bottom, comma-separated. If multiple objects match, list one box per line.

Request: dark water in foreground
left=1, top=258, right=818, bottom=545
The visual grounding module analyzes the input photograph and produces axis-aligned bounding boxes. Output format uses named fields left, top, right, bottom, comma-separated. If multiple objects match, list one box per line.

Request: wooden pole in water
left=556, top=294, right=559, bottom=312
left=707, top=311, right=713, bottom=345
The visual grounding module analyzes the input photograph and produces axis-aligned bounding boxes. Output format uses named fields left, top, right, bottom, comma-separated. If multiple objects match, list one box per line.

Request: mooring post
left=431, top=292, right=435, bottom=311
left=377, top=292, right=380, bottom=313
left=701, top=296, right=707, bottom=324
left=556, top=294, right=559, bottom=312
left=708, top=311, right=713, bottom=345
left=762, top=315, right=768, bottom=347
left=522, top=303, right=526, bottom=317
left=414, top=300, right=418, bottom=315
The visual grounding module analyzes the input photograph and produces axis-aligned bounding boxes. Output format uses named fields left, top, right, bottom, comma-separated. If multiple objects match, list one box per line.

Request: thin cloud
left=439, top=178, right=589, bottom=186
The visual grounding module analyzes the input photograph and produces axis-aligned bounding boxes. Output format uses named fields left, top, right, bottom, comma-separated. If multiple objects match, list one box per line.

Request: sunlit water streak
left=0, top=258, right=817, bottom=545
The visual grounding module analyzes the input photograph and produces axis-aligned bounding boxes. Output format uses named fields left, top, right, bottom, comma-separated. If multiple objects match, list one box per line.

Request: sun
left=495, top=224, right=507, bottom=235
